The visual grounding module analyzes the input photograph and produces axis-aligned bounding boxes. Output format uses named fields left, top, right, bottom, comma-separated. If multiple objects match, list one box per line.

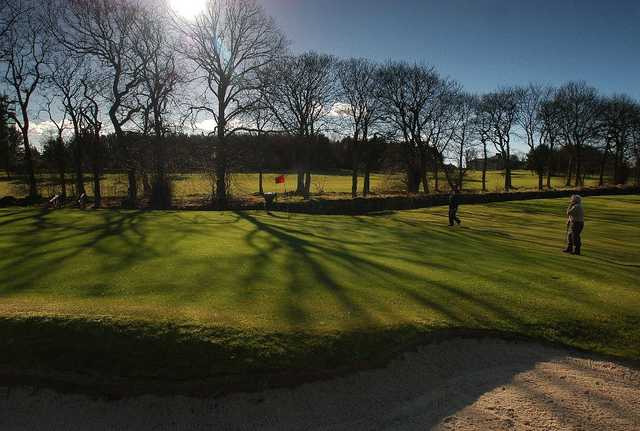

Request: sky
left=27, top=0, right=640, bottom=148
left=260, top=0, right=640, bottom=99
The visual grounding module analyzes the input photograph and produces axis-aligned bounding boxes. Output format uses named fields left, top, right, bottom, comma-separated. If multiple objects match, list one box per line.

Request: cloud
left=190, top=117, right=245, bottom=134
left=27, top=120, right=75, bottom=148
left=194, top=118, right=217, bottom=132
left=328, top=102, right=351, bottom=118
left=30, top=120, right=59, bottom=137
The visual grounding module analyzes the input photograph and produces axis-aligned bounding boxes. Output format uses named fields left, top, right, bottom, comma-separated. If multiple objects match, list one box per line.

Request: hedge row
left=257, top=186, right=640, bottom=215
left=1, top=186, right=638, bottom=213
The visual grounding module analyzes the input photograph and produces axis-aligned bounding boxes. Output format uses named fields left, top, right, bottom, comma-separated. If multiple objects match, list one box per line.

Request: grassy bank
left=0, top=196, right=639, bottom=393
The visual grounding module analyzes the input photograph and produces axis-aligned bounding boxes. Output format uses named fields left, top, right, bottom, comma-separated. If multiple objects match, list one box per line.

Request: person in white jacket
left=563, top=194, right=585, bottom=255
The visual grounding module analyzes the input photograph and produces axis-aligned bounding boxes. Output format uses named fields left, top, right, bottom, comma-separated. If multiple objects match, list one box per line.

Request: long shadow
left=235, top=211, right=374, bottom=326
left=2, top=203, right=637, bottom=344
left=0, top=210, right=154, bottom=296
left=236, top=212, right=524, bottom=328
left=234, top=208, right=637, bottom=333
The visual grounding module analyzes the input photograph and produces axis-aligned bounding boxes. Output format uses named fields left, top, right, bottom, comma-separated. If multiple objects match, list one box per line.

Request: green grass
left=0, top=170, right=605, bottom=200
left=0, top=196, right=638, bottom=387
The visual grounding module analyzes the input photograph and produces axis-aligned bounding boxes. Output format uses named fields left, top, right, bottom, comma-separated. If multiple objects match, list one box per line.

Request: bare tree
left=0, top=0, right=25, bottom=42
left=1, top=1, right=52, bottom=198
left=450, top=93, right=477, bottom=190
left=54, top=0, right=153, bottom=203
left=133, top=7, right=183, bottom=208
left=337, top=58, right=383, bottom=197
left=473, top=101, right=492, bottom=192
left=45, top=52, right=88, bottom=196
left=554, top=81, right=603, bottom=187
left=538, top=95, right=563, bottom=188
left=479, top=88, right=520, bottom=191
left=516, top=84, right=554, bottom=189
left=259, top=52, right=336, bottom=195
left=180, top=0, right=285, bottom=205
left=242, top=97, right=274, bottom=194
left=79, top=72, right=105, bottom=207
left=0, top=95, right=15, bottom=179
left=427, top=81, right=464, bottom=191
left=632, top=104, right=640, bottom=186
left=42, top=95, right=68, bottom=195
left=361, top=133, right=386, bottom=196
left=516, top=84, right=546, bottom=151
left=600, top=95, right=637, bottom=185
left=377, top=62, right=442, bottom=193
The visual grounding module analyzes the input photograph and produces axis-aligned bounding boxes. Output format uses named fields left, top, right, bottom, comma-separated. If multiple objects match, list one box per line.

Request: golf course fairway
left=0, top=195, right=638, bottom=391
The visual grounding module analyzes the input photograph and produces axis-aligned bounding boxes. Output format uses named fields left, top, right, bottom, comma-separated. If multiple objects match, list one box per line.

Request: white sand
left=2, top=338, right=639, bottom=430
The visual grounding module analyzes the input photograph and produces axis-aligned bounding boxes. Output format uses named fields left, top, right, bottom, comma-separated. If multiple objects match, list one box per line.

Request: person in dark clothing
left=563, top=194, right=585, bottom=255
left=448, top=188, right=461, bottom=226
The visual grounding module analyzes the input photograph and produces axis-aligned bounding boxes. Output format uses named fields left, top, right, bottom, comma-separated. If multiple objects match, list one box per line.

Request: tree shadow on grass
left=1, top=205, right=637, bottom=349
left=0, top=210, right=154, bottom=297
left=235, top=212, right=529, bottom=329
left=234, top=209, right=639, bottom=337
left=235, top=211, right=373, bottom=327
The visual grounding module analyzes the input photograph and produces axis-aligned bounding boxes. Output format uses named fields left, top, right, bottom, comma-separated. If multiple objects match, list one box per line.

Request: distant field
left=1, top=195, right=638, bottom=384
left=0, top=170, right=605, bottom=201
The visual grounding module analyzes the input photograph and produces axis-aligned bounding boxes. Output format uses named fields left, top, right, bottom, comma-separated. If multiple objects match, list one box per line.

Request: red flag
left=275, top=175, right=285, bottom=184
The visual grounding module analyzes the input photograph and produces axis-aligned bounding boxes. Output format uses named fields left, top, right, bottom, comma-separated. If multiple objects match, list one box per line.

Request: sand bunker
left=2, top=338, right=639, bottom=430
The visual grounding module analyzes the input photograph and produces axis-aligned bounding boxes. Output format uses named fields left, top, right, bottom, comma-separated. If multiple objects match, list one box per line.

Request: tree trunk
left=215, top=91, right=228, bottom=207
left=458, top=145, right=464, bottom=191
left=142, top=171, right=151, bottom=196
left=507, top=142, right=513, bottom=190
left=110, top=106, right=137, bottom=203
left=296, top=136, right=305, bottom=194
left=482, top=142, right=487, bottom=192
left=296, top=169, right=304, bottom=194
left=59, top=170, right=66, bottom=197
left=503, top=150, right=511, bottom=191
left=21, top=130, right=38, bottom=198
left=437, top=152, right=455, bottom=190
left=127, top=169, right=138, bottom=202
left=215, top=138, right=227, bottom=207
left=304, top=137, right=312, bottom=196
left=421, top=171, right=429, bottom=193
left=433, top=158, right=439, bottom=192
left=93, top=167, right=101, bottom=208
left=574, top=143, right=583, bottom=187
left=351, top=133, right=359, bottom=198
left=406, top=166, right=420, bottom=193
left=73, top=141, right=86, bottom=197
left=538, top=173, right=543, bottom=190
left=613, top=145, right=621, bottom=184
left=258, top=170, right=263, bottom=195
left=420, top=149, right=429, bottom=193
left=565, top=156, right=573, bottom=187
left=304, top=171, right=311, bottom=196
left=363, top=169, right=370, bottom=197
left=351, top=157, right=358, bottom=198
left=598, top=141, right=610, bottom=186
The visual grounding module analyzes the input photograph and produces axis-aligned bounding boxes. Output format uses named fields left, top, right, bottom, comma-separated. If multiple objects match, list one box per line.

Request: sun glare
left=170, top=0, right=206, bottom=19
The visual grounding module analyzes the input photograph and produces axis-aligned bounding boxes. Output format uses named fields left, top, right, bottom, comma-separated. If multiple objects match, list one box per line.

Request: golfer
left=448, top=188, right=461, bottom=226
left=563, top=194, right=585, bottom=255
